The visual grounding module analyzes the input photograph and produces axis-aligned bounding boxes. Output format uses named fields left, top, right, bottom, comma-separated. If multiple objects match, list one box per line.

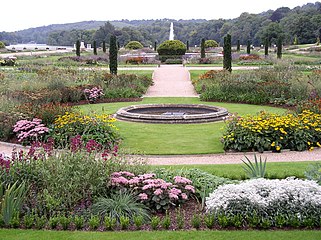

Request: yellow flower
left=317, top=142, right=321, bottom=147
left=276, top=146, right=281, bottom=151
left=280, top=136, right=284, bottom=140
left=309, top=147, right=314, bottom=151
left=271, top=142, right=276, bottom=147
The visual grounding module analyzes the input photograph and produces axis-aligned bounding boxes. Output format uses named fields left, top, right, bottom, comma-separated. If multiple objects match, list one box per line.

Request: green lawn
left=1, top=229, right=320, bottom=240
left=153, top=161, right=319, bottom=180
left=79, top=97, right=287, bottom=155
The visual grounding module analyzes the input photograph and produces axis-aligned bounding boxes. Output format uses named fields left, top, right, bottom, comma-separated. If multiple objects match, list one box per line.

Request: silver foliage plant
left=206, top=178, right=321, bottom=218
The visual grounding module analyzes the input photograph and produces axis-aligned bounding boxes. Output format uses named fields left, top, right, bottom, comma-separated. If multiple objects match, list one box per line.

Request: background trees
left=1, top=2, right=320, bottom=48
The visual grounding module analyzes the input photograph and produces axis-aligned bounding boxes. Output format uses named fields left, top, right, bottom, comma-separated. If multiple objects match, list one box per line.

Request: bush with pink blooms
left=13, top=118, right=49, bottom=144
left=84, top=87, right=104, bottom=103
left=110, top=171, right=195, bottom=212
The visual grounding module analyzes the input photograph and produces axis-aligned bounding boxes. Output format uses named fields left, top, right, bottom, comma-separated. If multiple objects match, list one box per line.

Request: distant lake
left=6, top=44, right=73, bottom=51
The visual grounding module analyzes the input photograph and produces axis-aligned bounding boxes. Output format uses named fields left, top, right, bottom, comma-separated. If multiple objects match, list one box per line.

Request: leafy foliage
left=241, top=154, right=267, bottom=178
left=91, top=191, right=150, bottom=223
left=125, top=41, right=144, bottom=50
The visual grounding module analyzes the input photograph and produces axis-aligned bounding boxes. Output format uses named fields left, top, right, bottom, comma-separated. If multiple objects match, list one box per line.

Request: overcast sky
left=0, top=0, right=315, bottom=32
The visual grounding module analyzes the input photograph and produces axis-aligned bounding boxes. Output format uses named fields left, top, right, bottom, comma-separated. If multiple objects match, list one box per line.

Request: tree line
left=1, top=2, right=320, bottom=47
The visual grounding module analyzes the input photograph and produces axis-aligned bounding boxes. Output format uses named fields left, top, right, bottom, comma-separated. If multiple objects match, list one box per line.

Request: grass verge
left=1, top=229, right=320, bottom=240
left=152, top=161, right=319, bottom=180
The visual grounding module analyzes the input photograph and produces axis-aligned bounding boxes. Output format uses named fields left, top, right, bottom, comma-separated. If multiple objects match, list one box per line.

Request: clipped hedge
left=157, top=40, right=186, bottom=62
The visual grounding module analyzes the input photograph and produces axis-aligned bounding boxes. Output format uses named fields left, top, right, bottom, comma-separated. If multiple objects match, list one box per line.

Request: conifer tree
left=277, top=37, right=282, bottom=59
left=102, top=41, right=106, bottom=53
left=247, top=40, right=251, bottom=54
left=154, top=41, right=157, bottom=51
left=201, top=38, right=205, bottom=58
left=223, top=34, right=232, bottom=72
left=264, top=38, right=269, bottom=56
left=186, top=40, right=189, bottom=51
left=76, top=40, right=81, bottom=57
left=237, top=40, right=240, bottom=51
left=109, top=35, right=118, bottom=75
left=93, top=40, right=97, bottom=55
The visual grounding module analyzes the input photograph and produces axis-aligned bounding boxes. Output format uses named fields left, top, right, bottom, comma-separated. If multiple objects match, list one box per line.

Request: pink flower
left=181, top=193, right=188, bottom=200
left=170, top=188, right=182, bottom=195
left=139, top=193, right=148, bottom=200
left=129, top=177, right=140, bottom=185
left=111, top=176, right=129, bottom=185
left=174, top=176, right=192, bottom=184
left=139, top=173, right=155, bottom=180
left=185, top=185, right=195, bottom=193
left=169, top=193, right=179, bottom=200
left=154, top=188, right=163, bottom=196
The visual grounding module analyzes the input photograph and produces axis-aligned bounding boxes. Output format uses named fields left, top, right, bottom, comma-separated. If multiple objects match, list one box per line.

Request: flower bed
left=206, top=178, right=321, bottom=228
left=222, top=110, right=321, bottom=152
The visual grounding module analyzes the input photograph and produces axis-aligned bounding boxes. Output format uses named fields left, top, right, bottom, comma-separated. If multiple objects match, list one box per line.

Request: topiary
left=125, top=41, right=144, bottom=50
left=205, top=40, right=218, bottom=48
left=157, top=40, right=186, bottom=56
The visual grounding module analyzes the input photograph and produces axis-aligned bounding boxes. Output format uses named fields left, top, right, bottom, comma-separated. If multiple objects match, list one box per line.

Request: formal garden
left=0, top=37, right=321, bottom=239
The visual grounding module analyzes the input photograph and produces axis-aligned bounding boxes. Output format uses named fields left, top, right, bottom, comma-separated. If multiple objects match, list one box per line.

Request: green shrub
left=157, top=40, right=186, bottom=62
left=0, top=41, right=5, bottom=49
left=104, top=216, right=117, bottom=231
left=205, top=40, right=218, bottom=48
left=150, top=216, right=160, bottom=230
left=125, top=41, right=144, bottom=50
left=88, top=215, right=100, bottom=230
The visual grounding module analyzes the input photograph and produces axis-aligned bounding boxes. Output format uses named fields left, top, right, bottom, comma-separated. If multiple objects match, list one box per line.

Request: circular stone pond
left=115, top=104, right=229, bottom=124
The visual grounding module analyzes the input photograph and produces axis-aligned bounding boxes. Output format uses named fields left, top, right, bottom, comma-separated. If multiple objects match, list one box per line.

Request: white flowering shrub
left=206, top=178, right=321, bottom=227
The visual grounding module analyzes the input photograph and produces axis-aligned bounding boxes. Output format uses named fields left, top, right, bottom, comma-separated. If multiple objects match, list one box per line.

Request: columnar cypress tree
left=76, top=40, right=81, bottom=57
left=186, top=40, right=189, bottom=51
left=117, top=42, right=120, bottom=50
left=93, top=40, right=97, bottom=55
left=264, top=38, right=269, bottom=56
left=247, top=40, right=251, bottom=54
left=109, top=35, right=118, bottom=75
left=237, top=40, right=240, bottom=51
left=154, top=41, right=157, bottom=51
left=201, top=38, right=205, bottom=58
left=277, top=37, right=283, bottom=59
left=223, top=34, right=232, bottom=72
left=102, top=41, right=106, bottom=53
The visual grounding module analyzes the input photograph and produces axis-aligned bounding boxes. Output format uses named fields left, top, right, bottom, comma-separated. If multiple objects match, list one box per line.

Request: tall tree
left=94, top=22, right=115, bottom=45
left=102, top=41, right=106, bottom=53
left=247, top=40, right=251, bottom=54
left=201, top=38, right=206, bottom=58
left=186, top=40, right=189, bottom=51
left=93, top=40, right=97, bottom=55
left=223, top=34, right=232, bottom=72
left=154, top=41, right=157, bottom=51
left=277, top=37, right=282, bottom=59
left=237, top=40, right=240, bottom=51
left=109, top=35, right=118, bottom=75
left=264, top=38, right=269, bottom=56
left=76, top=40, right=81, bottom=57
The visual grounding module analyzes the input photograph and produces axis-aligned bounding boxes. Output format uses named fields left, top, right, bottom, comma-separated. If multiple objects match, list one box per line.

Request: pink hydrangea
left=111, top=176, right=129, bottom=185
left=185, top=185, right=195, bottom=193
left=139, top=193, right=148, bottom=200
left=174, top=176, right=192, bottom=184
left=154, top=188, right=163, bottom=196
left=181, top=193, right=188, bottom=200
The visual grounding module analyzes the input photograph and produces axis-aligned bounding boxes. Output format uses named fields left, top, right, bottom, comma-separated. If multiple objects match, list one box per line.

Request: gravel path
left=144, top=65, right=198, bottom=97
